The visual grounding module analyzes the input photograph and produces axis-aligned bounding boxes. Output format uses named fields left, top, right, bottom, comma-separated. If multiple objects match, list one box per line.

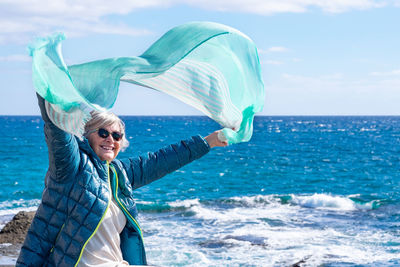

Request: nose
left=104, top=134, right=114, bottom=142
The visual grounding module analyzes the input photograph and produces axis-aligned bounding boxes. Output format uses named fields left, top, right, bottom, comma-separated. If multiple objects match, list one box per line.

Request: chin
left=101, top=154, right=115, bottom=161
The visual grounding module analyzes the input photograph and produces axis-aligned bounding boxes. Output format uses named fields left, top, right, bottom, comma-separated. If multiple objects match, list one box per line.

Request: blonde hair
left=83, top=110, right=129, bottom=151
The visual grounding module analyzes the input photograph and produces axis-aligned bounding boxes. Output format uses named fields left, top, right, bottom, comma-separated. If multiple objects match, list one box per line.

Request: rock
left=290, top=259, right=306, bottom=267
left=290, top=256, right=310, bottom=267
left=0, top=211, right=35, bottom=245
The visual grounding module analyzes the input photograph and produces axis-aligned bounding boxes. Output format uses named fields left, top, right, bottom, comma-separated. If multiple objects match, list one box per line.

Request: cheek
left=88, top=135, right=101, bottom=151
left=115, top=143, right=121, bottom=153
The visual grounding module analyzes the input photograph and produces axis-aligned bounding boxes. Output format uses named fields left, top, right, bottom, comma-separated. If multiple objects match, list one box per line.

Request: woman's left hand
left=205, top=130, right=229, bottom=148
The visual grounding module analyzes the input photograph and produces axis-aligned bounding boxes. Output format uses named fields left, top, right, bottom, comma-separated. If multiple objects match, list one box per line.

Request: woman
left=17, top=95, right=227, bottom=266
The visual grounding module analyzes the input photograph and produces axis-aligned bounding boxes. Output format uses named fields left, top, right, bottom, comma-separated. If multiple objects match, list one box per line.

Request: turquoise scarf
left=28, top=22, right=264, bottom=143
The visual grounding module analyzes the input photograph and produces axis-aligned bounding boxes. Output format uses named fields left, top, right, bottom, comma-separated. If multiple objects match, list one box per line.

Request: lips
left=100, top=145, right=114, bottom=151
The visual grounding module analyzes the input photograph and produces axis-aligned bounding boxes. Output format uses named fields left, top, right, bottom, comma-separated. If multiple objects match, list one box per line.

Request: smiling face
left=88, top=123, right=122, bottom=162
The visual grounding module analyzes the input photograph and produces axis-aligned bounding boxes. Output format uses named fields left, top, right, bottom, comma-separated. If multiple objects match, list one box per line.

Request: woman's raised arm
left=121, top=135, right=213, bottom=189
left=37, top=94, right=80, bottom=181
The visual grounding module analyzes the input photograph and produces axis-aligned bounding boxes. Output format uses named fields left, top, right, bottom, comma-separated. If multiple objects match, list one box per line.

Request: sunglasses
left=96, top=128, right=123, bottom=141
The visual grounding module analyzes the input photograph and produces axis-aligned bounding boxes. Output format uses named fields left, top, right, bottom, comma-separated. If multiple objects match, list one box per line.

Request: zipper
left=74, top=162, right=112, bottom=267
left=109, top=165, right=144, bottom=240
left=49, top=223, right=65, bottom=253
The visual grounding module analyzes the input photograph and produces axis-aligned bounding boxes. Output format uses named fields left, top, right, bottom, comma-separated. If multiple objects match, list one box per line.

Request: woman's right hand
left=205, top=130, right=228, bottom=148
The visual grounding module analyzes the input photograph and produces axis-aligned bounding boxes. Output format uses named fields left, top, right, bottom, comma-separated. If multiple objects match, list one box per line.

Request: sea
left=0, top=115, right=399, bottom=266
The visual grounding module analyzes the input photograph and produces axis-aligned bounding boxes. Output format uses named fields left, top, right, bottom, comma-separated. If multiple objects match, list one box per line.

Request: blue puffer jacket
left=16, top=96, right=210, bottom=266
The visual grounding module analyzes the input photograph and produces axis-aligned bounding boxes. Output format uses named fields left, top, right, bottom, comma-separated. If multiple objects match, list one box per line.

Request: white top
left=78, top=198, right=129, bottom=267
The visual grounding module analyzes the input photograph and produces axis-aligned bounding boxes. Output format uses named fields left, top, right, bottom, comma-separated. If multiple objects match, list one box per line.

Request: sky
left=0, top=0, right=399, bottom=115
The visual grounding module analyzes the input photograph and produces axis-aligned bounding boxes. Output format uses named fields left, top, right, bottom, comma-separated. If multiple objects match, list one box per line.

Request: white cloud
left=0, top=0, right=158, bottom=44
left=0, top=0, right=395, bottom=44
left=258, top=46, right=289, bottom=55
left=370, top=69, right=400, bottom=76
left=184, top=0, right=388, bottom=15
left=258, top=47, right=289, bottom=65
left=264, top=60, right=284, bottom=65
left=0, top=54, right=31, bottom=62
left=282, top=72, right=344, bottom=82
left=268, top=46, right=289, bottom=53
left=279, top=73, right=346, bottom=91
left=264, top=72, right=400, bottom=115
left=0, top=0, right=169, bottom=19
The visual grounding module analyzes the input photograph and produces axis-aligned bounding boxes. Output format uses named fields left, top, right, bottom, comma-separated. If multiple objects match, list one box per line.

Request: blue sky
left=0, top=0, right=399, bottom=115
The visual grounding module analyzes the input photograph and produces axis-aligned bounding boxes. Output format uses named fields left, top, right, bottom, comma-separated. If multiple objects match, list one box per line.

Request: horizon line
left=1, top=114, right=400, bottom=117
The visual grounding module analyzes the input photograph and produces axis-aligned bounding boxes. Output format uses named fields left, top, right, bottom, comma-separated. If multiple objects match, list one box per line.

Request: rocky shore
left=0, top=211, right=35, bottom=266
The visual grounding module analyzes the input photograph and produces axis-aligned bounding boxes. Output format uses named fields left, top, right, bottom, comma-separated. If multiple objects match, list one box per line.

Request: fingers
left=205, top=130, right=229, bottom=148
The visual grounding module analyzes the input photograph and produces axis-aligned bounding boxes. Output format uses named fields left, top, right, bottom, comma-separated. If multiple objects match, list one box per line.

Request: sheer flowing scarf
left=29, top=22, right=264, bottom=143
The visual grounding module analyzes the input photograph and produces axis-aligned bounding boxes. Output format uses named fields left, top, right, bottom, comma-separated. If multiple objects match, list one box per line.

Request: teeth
left=101, top=146, right=114, bottom=151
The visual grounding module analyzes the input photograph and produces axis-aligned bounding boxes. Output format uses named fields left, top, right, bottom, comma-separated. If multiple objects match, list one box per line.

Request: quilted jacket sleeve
left=37, top=94, right=80, bottom=181
left=121, top=135, right=210, bottom=189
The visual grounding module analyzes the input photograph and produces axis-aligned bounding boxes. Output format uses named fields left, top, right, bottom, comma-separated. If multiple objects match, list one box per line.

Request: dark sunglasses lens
left=98, top=128, right=122, bottom=141
left=98, top=128, right=109, bottom=138
left=111, top=132, right=122, bottom=141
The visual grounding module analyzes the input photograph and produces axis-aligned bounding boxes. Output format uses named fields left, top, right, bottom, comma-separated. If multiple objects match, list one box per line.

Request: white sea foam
left=290, top=193, right=378, bottom=211
left=134, top=200, right=154, bottom=205
left=140, top=194, right=398, bottom=266
left=2, top=194, right=397, bottom=266
left=168, top=198, right=201, bottom=208
left=166, top=193, right=375, bottom=214
left=360, top=127, right=377, bottom=132
left=0, top=199, right=39, bottom=230
left=290, top=193, right=358, bottom=211
left=0, top=199, right=39, bottom=216
left=0, top=254, right=17, bottom=266
left=229, top=194, right=274, bottom=205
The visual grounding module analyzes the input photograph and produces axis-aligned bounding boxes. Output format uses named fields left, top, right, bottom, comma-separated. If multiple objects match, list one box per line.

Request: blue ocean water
left=1, top=115, right=400, bottom=266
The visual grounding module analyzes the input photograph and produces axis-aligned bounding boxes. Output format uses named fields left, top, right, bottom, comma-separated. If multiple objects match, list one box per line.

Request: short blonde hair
left=83, top=110, right=129, bottom=151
